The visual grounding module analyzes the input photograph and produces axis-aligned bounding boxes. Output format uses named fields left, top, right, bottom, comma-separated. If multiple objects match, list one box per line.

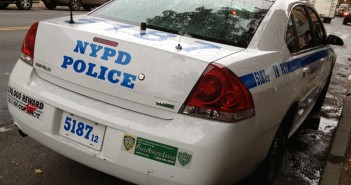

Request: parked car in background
left=0, top=0, right=39, bottom=10
left=41, top=0, right=109, bottom=11
left=336, top=3, right=349, bottom=16
left=343, top=8, right=351, bottom=24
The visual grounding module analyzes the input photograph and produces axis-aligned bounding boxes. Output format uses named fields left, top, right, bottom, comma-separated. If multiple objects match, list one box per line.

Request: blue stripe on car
left=240, top=48, right=331, bottom=89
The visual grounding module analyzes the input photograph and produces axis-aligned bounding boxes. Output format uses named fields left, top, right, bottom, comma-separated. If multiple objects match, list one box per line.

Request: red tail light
left=20, top=22, right=39, bottom=65
left=181, top=63, right=254, bottom=122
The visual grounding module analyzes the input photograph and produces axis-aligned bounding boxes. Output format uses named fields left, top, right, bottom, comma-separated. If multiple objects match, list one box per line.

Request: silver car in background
left=41, top=0, right=109, bottom=11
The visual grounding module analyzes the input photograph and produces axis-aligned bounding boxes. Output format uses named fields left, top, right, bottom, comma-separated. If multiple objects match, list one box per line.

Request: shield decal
left=123, top=135, right=136, bottom=151
left=177, top=152, right=192, bottom=166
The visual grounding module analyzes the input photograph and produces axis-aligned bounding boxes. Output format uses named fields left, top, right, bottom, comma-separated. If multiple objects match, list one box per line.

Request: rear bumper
left=8, top=60, right=276, bottom=185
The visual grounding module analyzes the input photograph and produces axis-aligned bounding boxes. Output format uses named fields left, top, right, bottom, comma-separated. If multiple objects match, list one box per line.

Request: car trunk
left=33, top=15, right=244, bottom=119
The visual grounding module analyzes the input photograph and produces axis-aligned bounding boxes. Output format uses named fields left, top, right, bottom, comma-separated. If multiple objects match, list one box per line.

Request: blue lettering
left=61, top=56, right=74, bottom=68
left=253, top=70, right=269, bottom=86
left=77, top=18, right=101, bottom=24
left=107, top=70, right=121, bottom=84
left=101, top=47, right=116, bottom=61
left=121, top=73, right=136, bottom=89
left=134, top=31, right=176, bottom=41
left=254, top=72, right=261, bottom=85
left=183, top=41, right=221, bottom=52
left=86, top=63, right=98, bottom=78
left=115, top=51, right=131, bottom=65
left=74, top=40, right=89, bottom=54
left=89, top=44, right=103, bottom=58
left=73, top=60, right=86, bottom=73
left=273, top=65, right=280, bottom=78
left=280, top=63, right=288, bottom=75
left=97, top=66, right=108, bottom=80
left=105, top=24, right=134, bottom=31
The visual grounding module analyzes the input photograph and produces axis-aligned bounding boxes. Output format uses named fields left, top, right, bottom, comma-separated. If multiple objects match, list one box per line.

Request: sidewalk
left=320, top=86, right=351, bottom=185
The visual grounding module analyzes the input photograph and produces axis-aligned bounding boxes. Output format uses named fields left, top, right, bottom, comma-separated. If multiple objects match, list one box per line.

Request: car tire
left=82, top=5, right=92, bottom=11
left=312, top=70, right=332, bottom=112
left=16, top=0, right=32, bottom=10
left=0, top=3, right=9, bottom=9
left=259, top=108, right=295, bottom=185
left=343, top=18, right=348, bottom=25
left=44, top=2, right=57, bottom=10
left=69, top=0, right=81, bottom=11
left=323, top=18, right=331, bottom=23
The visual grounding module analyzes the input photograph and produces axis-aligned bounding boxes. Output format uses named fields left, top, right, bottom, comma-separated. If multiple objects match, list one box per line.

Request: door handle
left=302, top=67, right=310, bottom=76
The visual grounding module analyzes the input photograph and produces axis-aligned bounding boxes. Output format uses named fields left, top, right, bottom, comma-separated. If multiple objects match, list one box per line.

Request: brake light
left=181, top=63, right=254, bottom=122
left=20, top=22, right=39, bottom=65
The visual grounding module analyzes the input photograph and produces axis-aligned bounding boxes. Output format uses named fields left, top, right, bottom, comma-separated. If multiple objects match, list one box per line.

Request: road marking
left=0, top=125, right=14, bottom=133
left=0, top=27, right=29, bottom=31
left=340, top=34, right=350, bottom=40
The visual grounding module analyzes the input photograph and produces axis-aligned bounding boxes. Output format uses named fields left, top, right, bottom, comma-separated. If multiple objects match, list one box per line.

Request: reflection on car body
left=8, top=0, right=343, bottom=184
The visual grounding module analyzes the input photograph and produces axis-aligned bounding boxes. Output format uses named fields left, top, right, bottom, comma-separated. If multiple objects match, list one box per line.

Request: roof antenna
left=69, top=9, right=75, bottom=24
left=140, top=22, right=146, bottom=36
left=175, top=31, right=183, bottom=50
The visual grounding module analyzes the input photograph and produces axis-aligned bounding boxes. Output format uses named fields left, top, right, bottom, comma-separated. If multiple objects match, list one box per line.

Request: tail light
left=180, top=63, right=254, bottom=122
left=20, top=22, right=39, bottom=65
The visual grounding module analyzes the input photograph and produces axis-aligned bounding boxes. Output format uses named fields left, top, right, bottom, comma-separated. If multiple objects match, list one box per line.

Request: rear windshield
left=92, top=0, right=274, bottom=48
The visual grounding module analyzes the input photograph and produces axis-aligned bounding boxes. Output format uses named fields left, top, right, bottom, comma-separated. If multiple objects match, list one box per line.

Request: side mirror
left=326, top=34, right=344, bottom=46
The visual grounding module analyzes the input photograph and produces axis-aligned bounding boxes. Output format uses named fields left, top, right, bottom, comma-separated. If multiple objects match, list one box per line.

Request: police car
left=7, top=0, right=343, bottom=184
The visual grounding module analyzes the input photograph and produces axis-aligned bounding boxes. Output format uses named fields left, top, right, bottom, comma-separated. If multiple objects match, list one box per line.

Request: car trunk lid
left=33, top=15, right=244, bottom=119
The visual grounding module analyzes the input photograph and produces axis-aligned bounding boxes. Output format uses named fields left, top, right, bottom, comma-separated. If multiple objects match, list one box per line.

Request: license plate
left=59, top=112, right=106, bottom=150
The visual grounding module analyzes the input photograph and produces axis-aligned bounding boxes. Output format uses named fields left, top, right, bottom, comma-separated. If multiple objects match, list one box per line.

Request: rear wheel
left=259, top=109, right=295, bottom=184
left=16, top=0, right=32, bottom=10
left=0, top=3, right=9, bottom=9
left=44, top=2, right=57, bottom=10
left=323, top=18, right=331, bottom=23
left=69, top=0, right=81, bottom=11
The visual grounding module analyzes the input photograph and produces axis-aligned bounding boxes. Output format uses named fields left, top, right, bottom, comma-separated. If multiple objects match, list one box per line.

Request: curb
left=319, top=86, right=351, bottom=185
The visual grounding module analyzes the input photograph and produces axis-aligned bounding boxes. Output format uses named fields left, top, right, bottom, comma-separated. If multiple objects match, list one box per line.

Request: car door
left=306, top=7, right=333, bottom=86
left=285, top=5, right=327, bottom=120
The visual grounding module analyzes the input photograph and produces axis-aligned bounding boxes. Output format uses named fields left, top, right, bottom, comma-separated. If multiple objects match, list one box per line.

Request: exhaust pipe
left=18, top=129, right=27, bottom=137
left=15, top=125, right=27, bottom=137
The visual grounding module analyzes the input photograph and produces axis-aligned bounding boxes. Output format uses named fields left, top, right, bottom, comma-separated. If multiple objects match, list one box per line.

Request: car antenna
left=175, top=31, right=183, bottom=50
left=140, top=22, right=146, bottom=35
left=69, top=9, right=75, bottom=24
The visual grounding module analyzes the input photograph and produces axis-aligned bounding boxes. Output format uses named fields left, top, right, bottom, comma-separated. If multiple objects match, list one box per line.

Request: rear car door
left=286, top=5, right=328, bottom=117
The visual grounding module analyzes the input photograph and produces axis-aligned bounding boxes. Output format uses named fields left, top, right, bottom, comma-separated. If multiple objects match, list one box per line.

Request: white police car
left=8, top=0, right=343, bottom=184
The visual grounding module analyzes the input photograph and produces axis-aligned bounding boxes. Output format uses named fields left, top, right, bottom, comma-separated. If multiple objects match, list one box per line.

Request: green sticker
left=177, top=152, right=192, bottom=166
left=121, top=134, right=193, bottom=168
left=135, top=137, right=178, bottom=165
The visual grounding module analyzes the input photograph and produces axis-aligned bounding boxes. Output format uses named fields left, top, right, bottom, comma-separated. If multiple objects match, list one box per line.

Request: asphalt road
left=0, top=5, right=351, bottom=185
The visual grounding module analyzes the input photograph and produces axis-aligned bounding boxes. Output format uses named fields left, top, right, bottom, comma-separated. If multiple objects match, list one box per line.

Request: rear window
left=92, top=0, right=274, bottom=48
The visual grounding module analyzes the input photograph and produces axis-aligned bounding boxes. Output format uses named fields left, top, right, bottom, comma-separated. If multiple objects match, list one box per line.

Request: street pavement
left=320, top=83, right=351, bottom=184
